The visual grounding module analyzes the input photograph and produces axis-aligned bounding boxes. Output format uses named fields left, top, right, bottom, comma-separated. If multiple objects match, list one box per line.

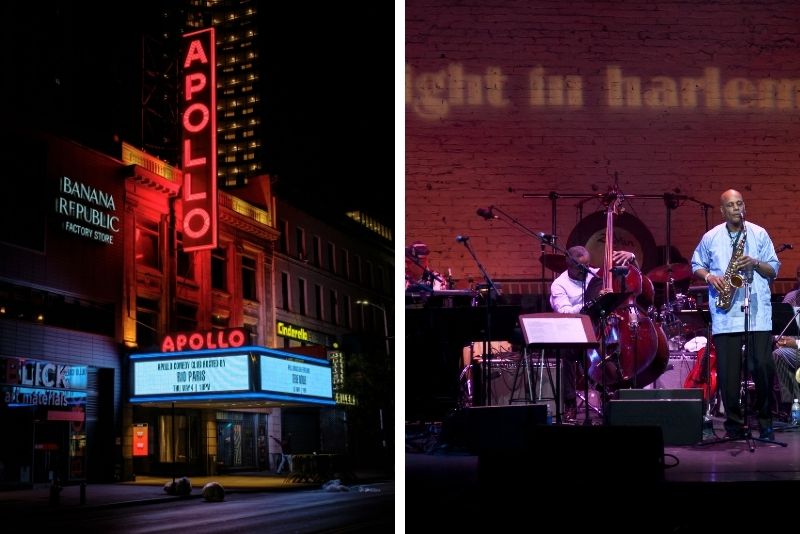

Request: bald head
left=720, top=189, right=743, bottom=207
left=719, top=189, right=745, bottom=226
left=567, top=246, right=591, bottom=279
left=568, top=245, right=589, bottom=259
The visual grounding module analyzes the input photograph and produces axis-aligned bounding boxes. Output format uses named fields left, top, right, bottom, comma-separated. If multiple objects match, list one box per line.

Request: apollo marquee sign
left=130, top=346, right=334, bottom=405
left=181, top=27, right=217, bottom=251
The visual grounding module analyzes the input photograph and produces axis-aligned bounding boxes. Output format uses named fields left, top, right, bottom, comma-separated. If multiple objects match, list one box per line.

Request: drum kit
left=645, top=262, right=709, bottom=358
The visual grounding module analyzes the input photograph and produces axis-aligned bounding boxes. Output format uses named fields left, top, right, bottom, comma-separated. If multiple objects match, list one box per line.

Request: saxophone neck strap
left=727, top=224, right=744, bottom=249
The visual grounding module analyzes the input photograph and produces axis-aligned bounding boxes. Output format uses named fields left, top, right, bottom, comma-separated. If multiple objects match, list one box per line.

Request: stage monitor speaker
left=619, top=388, right=702, bottom=401
left=607, top=398, right=703, bottom=445
left=478, top=424, right=664, bottom=489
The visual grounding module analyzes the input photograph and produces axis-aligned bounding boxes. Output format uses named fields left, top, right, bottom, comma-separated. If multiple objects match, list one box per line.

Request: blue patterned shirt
left=691, top=221, right=779, bottom=335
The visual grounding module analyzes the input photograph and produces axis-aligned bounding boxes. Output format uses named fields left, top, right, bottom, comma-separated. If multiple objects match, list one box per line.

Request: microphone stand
left=685, top=196, right=715, bottom=232
left=485, top=205, right=592, bottom=422
left=457, top=238, right=500, bottom=407
left=736, top=271, right=786, bottom=448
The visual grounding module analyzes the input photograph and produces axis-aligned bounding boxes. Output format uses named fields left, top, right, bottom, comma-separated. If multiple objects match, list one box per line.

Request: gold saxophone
left=715, top=223, right=747, bottom=311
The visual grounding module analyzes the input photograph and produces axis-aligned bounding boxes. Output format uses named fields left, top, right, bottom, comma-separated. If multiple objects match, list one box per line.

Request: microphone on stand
left=455, top=235, right=470, bottom=243
left=476, top=207, right=497, bottom=220
left=535, top=231, right=557, bottom=241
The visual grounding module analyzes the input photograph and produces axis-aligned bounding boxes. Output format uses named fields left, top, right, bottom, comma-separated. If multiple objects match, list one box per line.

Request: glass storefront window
left=159, top=415, right=188, bottom=463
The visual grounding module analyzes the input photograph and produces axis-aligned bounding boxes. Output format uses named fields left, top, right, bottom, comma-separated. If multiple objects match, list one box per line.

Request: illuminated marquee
left=181, top=27, right=217, bottom=251
left=161, top=328, right=247, bottom=352
left=133, top=354, right=250, bottom=395
left=260, top=354, right=333, bottom=399
left=129, top=347, right=335, bottom=405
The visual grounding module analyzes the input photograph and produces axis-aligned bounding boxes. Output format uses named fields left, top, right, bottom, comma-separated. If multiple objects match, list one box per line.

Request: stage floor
left=405, top=414, right=800, bottom=532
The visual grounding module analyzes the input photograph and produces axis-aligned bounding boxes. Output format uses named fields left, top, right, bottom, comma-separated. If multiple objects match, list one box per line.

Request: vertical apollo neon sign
left=181, top=28, right=217, bottom=251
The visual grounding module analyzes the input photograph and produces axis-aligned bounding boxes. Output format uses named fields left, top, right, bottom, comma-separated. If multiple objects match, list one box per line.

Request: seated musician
left=772, top=265, right=800, bottom=418
left=405, top=240, right=448, bottom=291
left=549, top=245, right=636, bottom=421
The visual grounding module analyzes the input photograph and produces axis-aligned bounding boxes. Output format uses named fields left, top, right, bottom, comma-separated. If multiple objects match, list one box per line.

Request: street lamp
left=355, top=300, right=390, bottom=357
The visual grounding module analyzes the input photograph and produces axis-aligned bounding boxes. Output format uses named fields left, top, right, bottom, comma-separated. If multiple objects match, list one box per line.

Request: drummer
left=405, top=240, right=447, bottom=291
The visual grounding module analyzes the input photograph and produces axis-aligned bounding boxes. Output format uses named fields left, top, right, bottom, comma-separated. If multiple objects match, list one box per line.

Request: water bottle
left=791, top=399, right=800, bottom=425
left=546, top=404, right=553, bottom=425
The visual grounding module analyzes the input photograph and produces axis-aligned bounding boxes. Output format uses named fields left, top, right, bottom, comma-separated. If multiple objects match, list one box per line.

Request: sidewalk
left=0, top=469, right=391, bottom=512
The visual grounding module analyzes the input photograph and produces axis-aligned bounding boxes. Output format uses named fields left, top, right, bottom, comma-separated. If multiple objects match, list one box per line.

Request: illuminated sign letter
left=160, top=328, right=248, bottom=352
left=181, top=28, right=217, bottom=252
left=185, top=73, right=206, bottom=100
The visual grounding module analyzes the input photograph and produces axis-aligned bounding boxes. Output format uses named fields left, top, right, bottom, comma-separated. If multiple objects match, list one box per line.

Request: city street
left=24, top=481, right=394, bottom=533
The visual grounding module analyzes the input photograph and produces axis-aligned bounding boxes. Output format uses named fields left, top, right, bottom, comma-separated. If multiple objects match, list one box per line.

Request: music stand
left=519, top=313, right=599, bottom=424
left=772, top=303, right=800, bottom=337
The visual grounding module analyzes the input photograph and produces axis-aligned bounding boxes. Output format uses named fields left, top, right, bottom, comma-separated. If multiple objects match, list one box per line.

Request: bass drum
left=566, top=211, right=658, bottom=275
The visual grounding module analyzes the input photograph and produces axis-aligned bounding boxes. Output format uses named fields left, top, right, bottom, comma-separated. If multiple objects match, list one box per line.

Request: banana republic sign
left=54, top=176, right=119, bottom=245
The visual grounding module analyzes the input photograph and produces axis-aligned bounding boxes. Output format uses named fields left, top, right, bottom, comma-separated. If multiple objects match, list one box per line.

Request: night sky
left=2, top=2, right=395, bottom=226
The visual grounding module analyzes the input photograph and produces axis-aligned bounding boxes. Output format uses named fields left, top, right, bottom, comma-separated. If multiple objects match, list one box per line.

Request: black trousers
left=713, top=330, right=775, bottom=432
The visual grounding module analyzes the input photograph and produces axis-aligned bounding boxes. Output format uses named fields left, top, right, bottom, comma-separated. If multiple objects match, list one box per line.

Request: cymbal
left=539, top=253, right=567, bottom=273
left=647, top=262, right=692, bottom=283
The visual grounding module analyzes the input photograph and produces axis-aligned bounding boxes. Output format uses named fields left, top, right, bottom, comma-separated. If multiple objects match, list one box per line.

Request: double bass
left=586, top=191, right=665, bottom=387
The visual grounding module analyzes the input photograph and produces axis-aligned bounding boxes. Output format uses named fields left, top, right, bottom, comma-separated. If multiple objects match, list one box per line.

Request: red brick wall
left=406, top=0, right=800, bottom=294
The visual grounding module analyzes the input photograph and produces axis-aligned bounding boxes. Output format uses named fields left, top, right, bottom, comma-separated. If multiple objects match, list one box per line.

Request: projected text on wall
left=406, top=64, right=800, bottom=119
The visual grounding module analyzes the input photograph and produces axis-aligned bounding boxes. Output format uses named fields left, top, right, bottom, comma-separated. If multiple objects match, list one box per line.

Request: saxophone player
left=691, top=189, right=780, bottom=441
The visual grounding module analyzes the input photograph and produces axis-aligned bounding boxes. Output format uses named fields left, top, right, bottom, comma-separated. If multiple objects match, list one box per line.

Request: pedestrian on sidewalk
left=270, top=433, right=293, bottom=474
